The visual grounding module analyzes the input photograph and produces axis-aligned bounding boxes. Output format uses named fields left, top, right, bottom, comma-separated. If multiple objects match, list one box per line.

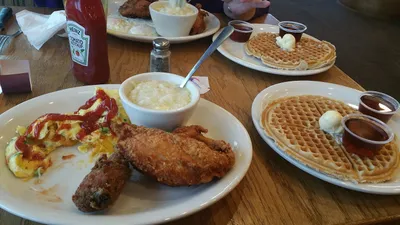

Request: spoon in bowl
left=179, top=25, right=234, bottom=88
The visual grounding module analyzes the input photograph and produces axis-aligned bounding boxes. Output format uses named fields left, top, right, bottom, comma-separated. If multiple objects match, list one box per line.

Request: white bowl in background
left=149, top=1, right=198, bottom=37
left=119, top=72, right=200, bottom=131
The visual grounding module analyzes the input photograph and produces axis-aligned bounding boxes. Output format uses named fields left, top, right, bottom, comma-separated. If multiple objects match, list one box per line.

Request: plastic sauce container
left=278, top=21, right=307, bottom=42
left=341, top=114, right=394, bottom=157
left=228, top=20, right=254, bottom=43
left=358, top=91, right=399, bottom=123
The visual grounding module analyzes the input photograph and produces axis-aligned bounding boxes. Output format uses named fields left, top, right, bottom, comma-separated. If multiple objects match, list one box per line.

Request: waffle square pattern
left=261, top=95, right=399, bottom=183
left=245, top=33, right=336, bottom=70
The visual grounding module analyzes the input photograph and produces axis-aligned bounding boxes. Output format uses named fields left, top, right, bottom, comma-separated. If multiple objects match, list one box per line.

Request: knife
left=0, top=7, right=13, bottom=31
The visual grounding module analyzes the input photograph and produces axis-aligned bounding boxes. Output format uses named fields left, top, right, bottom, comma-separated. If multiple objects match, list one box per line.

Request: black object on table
left=0, top=7, right=13, bottom=31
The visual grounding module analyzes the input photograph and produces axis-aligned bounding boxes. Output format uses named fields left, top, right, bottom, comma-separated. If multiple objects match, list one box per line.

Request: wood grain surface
left=1, top=7, right=399, bottom=225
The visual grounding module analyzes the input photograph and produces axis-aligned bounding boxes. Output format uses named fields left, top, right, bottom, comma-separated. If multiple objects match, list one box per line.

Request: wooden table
left=1, top=7, right=400, bottom=225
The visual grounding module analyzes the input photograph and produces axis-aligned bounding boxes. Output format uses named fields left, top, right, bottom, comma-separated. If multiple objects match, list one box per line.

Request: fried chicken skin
left=119, top=0, right=156, bottom=19
left=72, top=152, right=131, bottom=212
left=173, top=125, right=232, bottom=152
left=190, top=4, right=208, bottom=35
left=113, top=123, right=235, bottom=186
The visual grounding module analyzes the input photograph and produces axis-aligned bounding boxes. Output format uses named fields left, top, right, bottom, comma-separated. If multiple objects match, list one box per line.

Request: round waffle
left=245, top=33, right=336, bottom=70
left=261, top=95, right=399, bottom=183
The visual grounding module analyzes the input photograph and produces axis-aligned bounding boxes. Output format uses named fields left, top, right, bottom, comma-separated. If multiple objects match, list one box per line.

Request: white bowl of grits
left=149, top=1, right=198, bottom=37
left=119, top=72, right=200, bottom=131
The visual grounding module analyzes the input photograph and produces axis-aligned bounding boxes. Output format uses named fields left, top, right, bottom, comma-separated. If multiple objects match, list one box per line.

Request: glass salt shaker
left=150, top=38, right=171, bottom=72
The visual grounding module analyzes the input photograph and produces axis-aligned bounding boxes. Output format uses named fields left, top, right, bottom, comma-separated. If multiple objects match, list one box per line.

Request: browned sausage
left=72, top=152, right=131, bottom=212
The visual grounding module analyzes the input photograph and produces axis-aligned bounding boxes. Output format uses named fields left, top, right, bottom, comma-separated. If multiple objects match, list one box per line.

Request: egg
left=6, top=88, right=129, bottom=179
left=107, top=17, right=131, bottom=33
left=128, top=23, right=157, bottom=36
left=6, top=138, right=52, bottom=178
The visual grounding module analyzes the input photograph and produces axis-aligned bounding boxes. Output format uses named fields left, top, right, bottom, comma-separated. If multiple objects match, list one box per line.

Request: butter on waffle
left=245, top=33, right=336, bottom=70
left=261, top=95, right=399, bottom=183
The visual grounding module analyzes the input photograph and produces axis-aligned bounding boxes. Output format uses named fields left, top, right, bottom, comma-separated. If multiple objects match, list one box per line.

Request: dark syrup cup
left=278, top=21, right=307, bottom=42
left=228, top=20, right=254, bottom=43
left=358, top=91, right=399, bottom=123
left=341, top=114, right=394, bottom=157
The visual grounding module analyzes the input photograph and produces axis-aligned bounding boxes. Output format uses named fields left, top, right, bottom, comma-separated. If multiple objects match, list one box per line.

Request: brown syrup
left=230, top=24, right=253, bottom=43
left=279, top=23, right=305, bottom=42
left=342, top=118, right=389, bottom=157
left=359, top=95, right=396, bottom=123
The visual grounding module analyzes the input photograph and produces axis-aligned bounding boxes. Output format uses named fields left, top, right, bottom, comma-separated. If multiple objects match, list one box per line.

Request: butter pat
left=276, top=34, right=296, bottom=52
left=319, top=110, right=344, bottom=134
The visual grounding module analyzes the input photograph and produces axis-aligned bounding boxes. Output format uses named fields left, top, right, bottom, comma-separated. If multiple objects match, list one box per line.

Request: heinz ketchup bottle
left=65, top=0, right=110, bottom=84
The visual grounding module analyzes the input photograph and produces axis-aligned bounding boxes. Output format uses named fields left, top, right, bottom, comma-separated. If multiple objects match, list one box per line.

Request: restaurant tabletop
left=1, top=6, right=399, bottom=225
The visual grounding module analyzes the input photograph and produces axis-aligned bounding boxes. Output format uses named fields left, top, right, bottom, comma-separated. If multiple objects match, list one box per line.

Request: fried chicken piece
left=190, top=4, right=208, bottom=35
left=173, top=125, right=232, bottom=152
left=113, top=123, right=235, bottom=186
left=119, top=0, right=156, bottom=19
left=72, top=152, right=131, bottom=212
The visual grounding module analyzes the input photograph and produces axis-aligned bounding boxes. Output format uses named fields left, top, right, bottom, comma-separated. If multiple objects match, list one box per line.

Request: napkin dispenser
left=0, top=60, right=32, bottom=94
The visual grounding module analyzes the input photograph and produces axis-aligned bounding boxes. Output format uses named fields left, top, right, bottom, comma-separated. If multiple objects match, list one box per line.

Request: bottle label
left=67, top=21, right=90, bottom=66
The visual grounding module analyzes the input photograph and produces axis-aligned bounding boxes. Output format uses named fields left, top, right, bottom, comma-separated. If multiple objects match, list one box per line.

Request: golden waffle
left=266, top=123, right=358, bottom=181
left=260, top=95, right=399, bottom=183
left=261, top=95, right=322, bottom=128
left=313, top=97, right=357, bottom=116
left=343, top=141, right=399, bottom=183
left=245, top=33, right=336, bottom=70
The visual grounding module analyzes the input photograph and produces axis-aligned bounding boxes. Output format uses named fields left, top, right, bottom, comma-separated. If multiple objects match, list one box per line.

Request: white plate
left=251, top=81, right=400, bottom=194
left=107, top=0, right=220, bottom=44
left=0, top=85, right=252, bottom=225
left=213, top=24, right=335, bottom=76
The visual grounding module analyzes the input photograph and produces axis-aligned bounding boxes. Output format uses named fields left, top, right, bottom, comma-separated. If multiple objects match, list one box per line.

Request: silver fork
left=0, top=29, right=22, bottom=53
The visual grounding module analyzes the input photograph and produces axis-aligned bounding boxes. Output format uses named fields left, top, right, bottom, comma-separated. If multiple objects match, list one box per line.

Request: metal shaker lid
left=153, top=38, right=170, bottom=50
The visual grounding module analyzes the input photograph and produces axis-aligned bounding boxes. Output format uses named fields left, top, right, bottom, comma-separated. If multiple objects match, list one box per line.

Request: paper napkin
left=16, top=10, right=66, bottom=50
left=191, top=76, right=210, bottom=94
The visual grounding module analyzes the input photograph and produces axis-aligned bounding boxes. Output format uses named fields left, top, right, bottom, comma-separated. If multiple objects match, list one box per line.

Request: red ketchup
left=65, top=0, right=110, bottom=84
left=14, top=90, right=118, bottom=160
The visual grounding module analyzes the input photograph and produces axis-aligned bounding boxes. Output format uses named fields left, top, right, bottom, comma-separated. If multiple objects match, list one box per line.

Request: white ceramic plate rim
left=251, top=81, right=400, bottom=195
left=213, top=24, right=335, bottom=76
left=107, top=0, right=220, bottom=44
left=0, top=85, right=252, bottom=225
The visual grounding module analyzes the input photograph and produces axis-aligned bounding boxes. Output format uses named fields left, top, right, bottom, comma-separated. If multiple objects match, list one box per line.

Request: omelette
left=5, top=88, right=130, bottom=178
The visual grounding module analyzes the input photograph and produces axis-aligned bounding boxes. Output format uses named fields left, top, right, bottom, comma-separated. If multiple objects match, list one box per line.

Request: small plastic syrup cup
left=228, top=20, right=254, bottom=43
left=278, top=21, right=307, bottom=42
left=341, top=114, right=394, bottom=157
left=358, top=91, right=399, bottom=123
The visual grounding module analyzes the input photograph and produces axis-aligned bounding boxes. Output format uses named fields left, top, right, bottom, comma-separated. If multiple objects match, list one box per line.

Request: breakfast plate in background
left=107, top=0, right=220, bottom=43
left=213, top=24, right=336, bottom=76
left=251, top=81, right=400, bottom=194
left=0, top=85, right=252, bottom=225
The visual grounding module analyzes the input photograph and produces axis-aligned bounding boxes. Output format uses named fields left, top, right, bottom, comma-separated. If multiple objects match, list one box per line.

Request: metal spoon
left=179, top=25, right=234, bottom=88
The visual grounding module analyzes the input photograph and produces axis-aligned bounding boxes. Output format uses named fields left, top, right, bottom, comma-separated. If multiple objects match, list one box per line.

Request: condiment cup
left=278, top=21, right=307, bottom=42
left=119, top=72, right=200, bottom=131
left=228, top=20, right=254, bottom=43
left=358, top=91, right=399, bottom=123
left=149, top=1, right=198, bottom=37
left=341, top=114, right=394, bottom=156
